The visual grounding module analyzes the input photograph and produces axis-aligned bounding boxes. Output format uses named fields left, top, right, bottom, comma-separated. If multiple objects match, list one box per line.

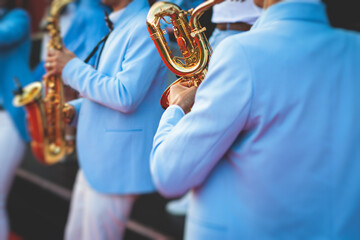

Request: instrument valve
left=45, top=91, right=60, bottom=106
left=48, top=81, right=56, bottom=88
left=150, top=29, right=167, bottom=41
left=190, top=27, right=206, bottom=38
left=186, top=9, right=194, bottom=16
left=49, top=143, right=61, bottom=155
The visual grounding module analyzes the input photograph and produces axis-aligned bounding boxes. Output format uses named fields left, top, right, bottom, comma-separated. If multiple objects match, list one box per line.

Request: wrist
left=177, top=102, right=191, bottom=114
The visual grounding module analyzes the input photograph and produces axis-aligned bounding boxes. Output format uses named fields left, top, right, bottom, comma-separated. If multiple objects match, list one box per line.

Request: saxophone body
left=146, top=0, right=224, bottom=109
left=13, top=0, right=74, bottom=164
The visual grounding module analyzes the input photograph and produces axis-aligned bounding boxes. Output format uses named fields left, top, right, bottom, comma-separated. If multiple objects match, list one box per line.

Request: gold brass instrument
left=13, top=0, right=74, bottom=165
left=146, top=0, right=224, bottom=109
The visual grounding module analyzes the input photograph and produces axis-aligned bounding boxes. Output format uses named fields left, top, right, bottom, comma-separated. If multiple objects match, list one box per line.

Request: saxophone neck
left=46, top=0, right=75, bottom=50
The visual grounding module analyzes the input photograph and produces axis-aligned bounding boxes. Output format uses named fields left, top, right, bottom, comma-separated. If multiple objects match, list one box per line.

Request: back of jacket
left=149, top=1, right=360, bottom=238
left=188, top=2, right=360, bottom=239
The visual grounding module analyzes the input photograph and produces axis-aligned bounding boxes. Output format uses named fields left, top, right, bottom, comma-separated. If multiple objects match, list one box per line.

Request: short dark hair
left=323, top=0, right=360, bottom=31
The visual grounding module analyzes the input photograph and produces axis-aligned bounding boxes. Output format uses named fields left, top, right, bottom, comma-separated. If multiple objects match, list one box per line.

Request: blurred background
left=4, top=0, right=360, bottom=239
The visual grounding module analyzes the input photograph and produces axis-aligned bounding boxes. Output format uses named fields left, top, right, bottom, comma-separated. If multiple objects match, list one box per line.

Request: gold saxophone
left=147, top=0, right=224, bottom=109
left=13, top=0, right=75, bottom=165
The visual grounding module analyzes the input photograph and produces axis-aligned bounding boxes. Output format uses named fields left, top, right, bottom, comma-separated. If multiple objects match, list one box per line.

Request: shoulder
left=5, top=8, right=30, bottom=21
left=130, top=8, right=149, bottom=34
left=2, top=8, right=31, bottom=30
left=211, top=33, right=254, bottom=69
left=1, top=8, right=31, bottom=35
left=332, top=27, right=360, bottom=43
left=215, top=28, right=270, bottom=54
left=126, top=9, right=153, bottom=44
left=206, top=34, right=254, bottom=88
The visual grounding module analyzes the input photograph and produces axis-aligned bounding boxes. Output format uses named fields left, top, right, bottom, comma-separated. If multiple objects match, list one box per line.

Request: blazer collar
left=111, top=0, right=148, bottom=29
left=78, top=0, right=102, bottom=8
left=252, top=1, right=329, bottom=30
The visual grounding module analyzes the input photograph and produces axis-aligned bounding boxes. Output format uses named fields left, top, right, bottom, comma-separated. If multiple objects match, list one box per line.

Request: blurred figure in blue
left=0, top=0, right=33, bottom=238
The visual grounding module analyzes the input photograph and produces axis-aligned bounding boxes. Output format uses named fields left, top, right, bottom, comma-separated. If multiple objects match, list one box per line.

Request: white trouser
left=0, top=111, right=26, bottom=240
left=65, top=171, right=138, bottom=240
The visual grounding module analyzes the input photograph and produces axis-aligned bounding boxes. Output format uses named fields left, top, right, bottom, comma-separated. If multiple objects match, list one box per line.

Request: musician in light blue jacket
left=150, top=0, right=360, bottom=239
left=45, top=0, right=167, bottom=238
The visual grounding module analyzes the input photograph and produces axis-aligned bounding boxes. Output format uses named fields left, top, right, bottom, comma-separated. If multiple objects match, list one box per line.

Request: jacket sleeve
left=62, top=22, right=163, bottom=113
left=0, top=9, right=30, bottom=49
left=150, top=39, right=254, bottom=197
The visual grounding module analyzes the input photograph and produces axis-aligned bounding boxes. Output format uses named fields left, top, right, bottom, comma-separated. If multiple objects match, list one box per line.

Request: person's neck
left=112, top=0, right=132, bottom=12
left=263, top=0, right=282, bottom=9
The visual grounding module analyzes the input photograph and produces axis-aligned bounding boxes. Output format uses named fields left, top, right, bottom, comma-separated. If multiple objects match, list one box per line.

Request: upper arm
left=113, top=21, right=164, bottom=111
left=62, top=18, right=165, bottom=113
left=0, top=9, right=31, bottom=48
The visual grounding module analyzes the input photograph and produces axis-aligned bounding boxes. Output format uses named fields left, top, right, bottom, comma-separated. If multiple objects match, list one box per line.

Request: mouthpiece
left=13, top=77, right=24, bottom=96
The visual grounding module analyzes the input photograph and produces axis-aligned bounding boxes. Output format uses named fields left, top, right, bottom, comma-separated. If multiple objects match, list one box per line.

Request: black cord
left=84, top=11, right=114, bottom=64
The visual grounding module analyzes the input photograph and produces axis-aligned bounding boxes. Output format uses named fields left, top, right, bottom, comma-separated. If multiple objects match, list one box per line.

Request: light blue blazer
left=151, top=2, right=360, bottom=239
left=0, top=9, right=33, bottom=141
left=62, top=0, right=167, bottom=194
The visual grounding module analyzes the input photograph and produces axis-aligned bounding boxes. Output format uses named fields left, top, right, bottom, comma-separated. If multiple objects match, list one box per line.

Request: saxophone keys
left=49, top=143, right=61, bottom=155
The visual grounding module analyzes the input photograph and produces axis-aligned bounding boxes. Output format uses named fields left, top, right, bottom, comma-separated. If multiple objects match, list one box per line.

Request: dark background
left=7, top=0, right=360, bottom=239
